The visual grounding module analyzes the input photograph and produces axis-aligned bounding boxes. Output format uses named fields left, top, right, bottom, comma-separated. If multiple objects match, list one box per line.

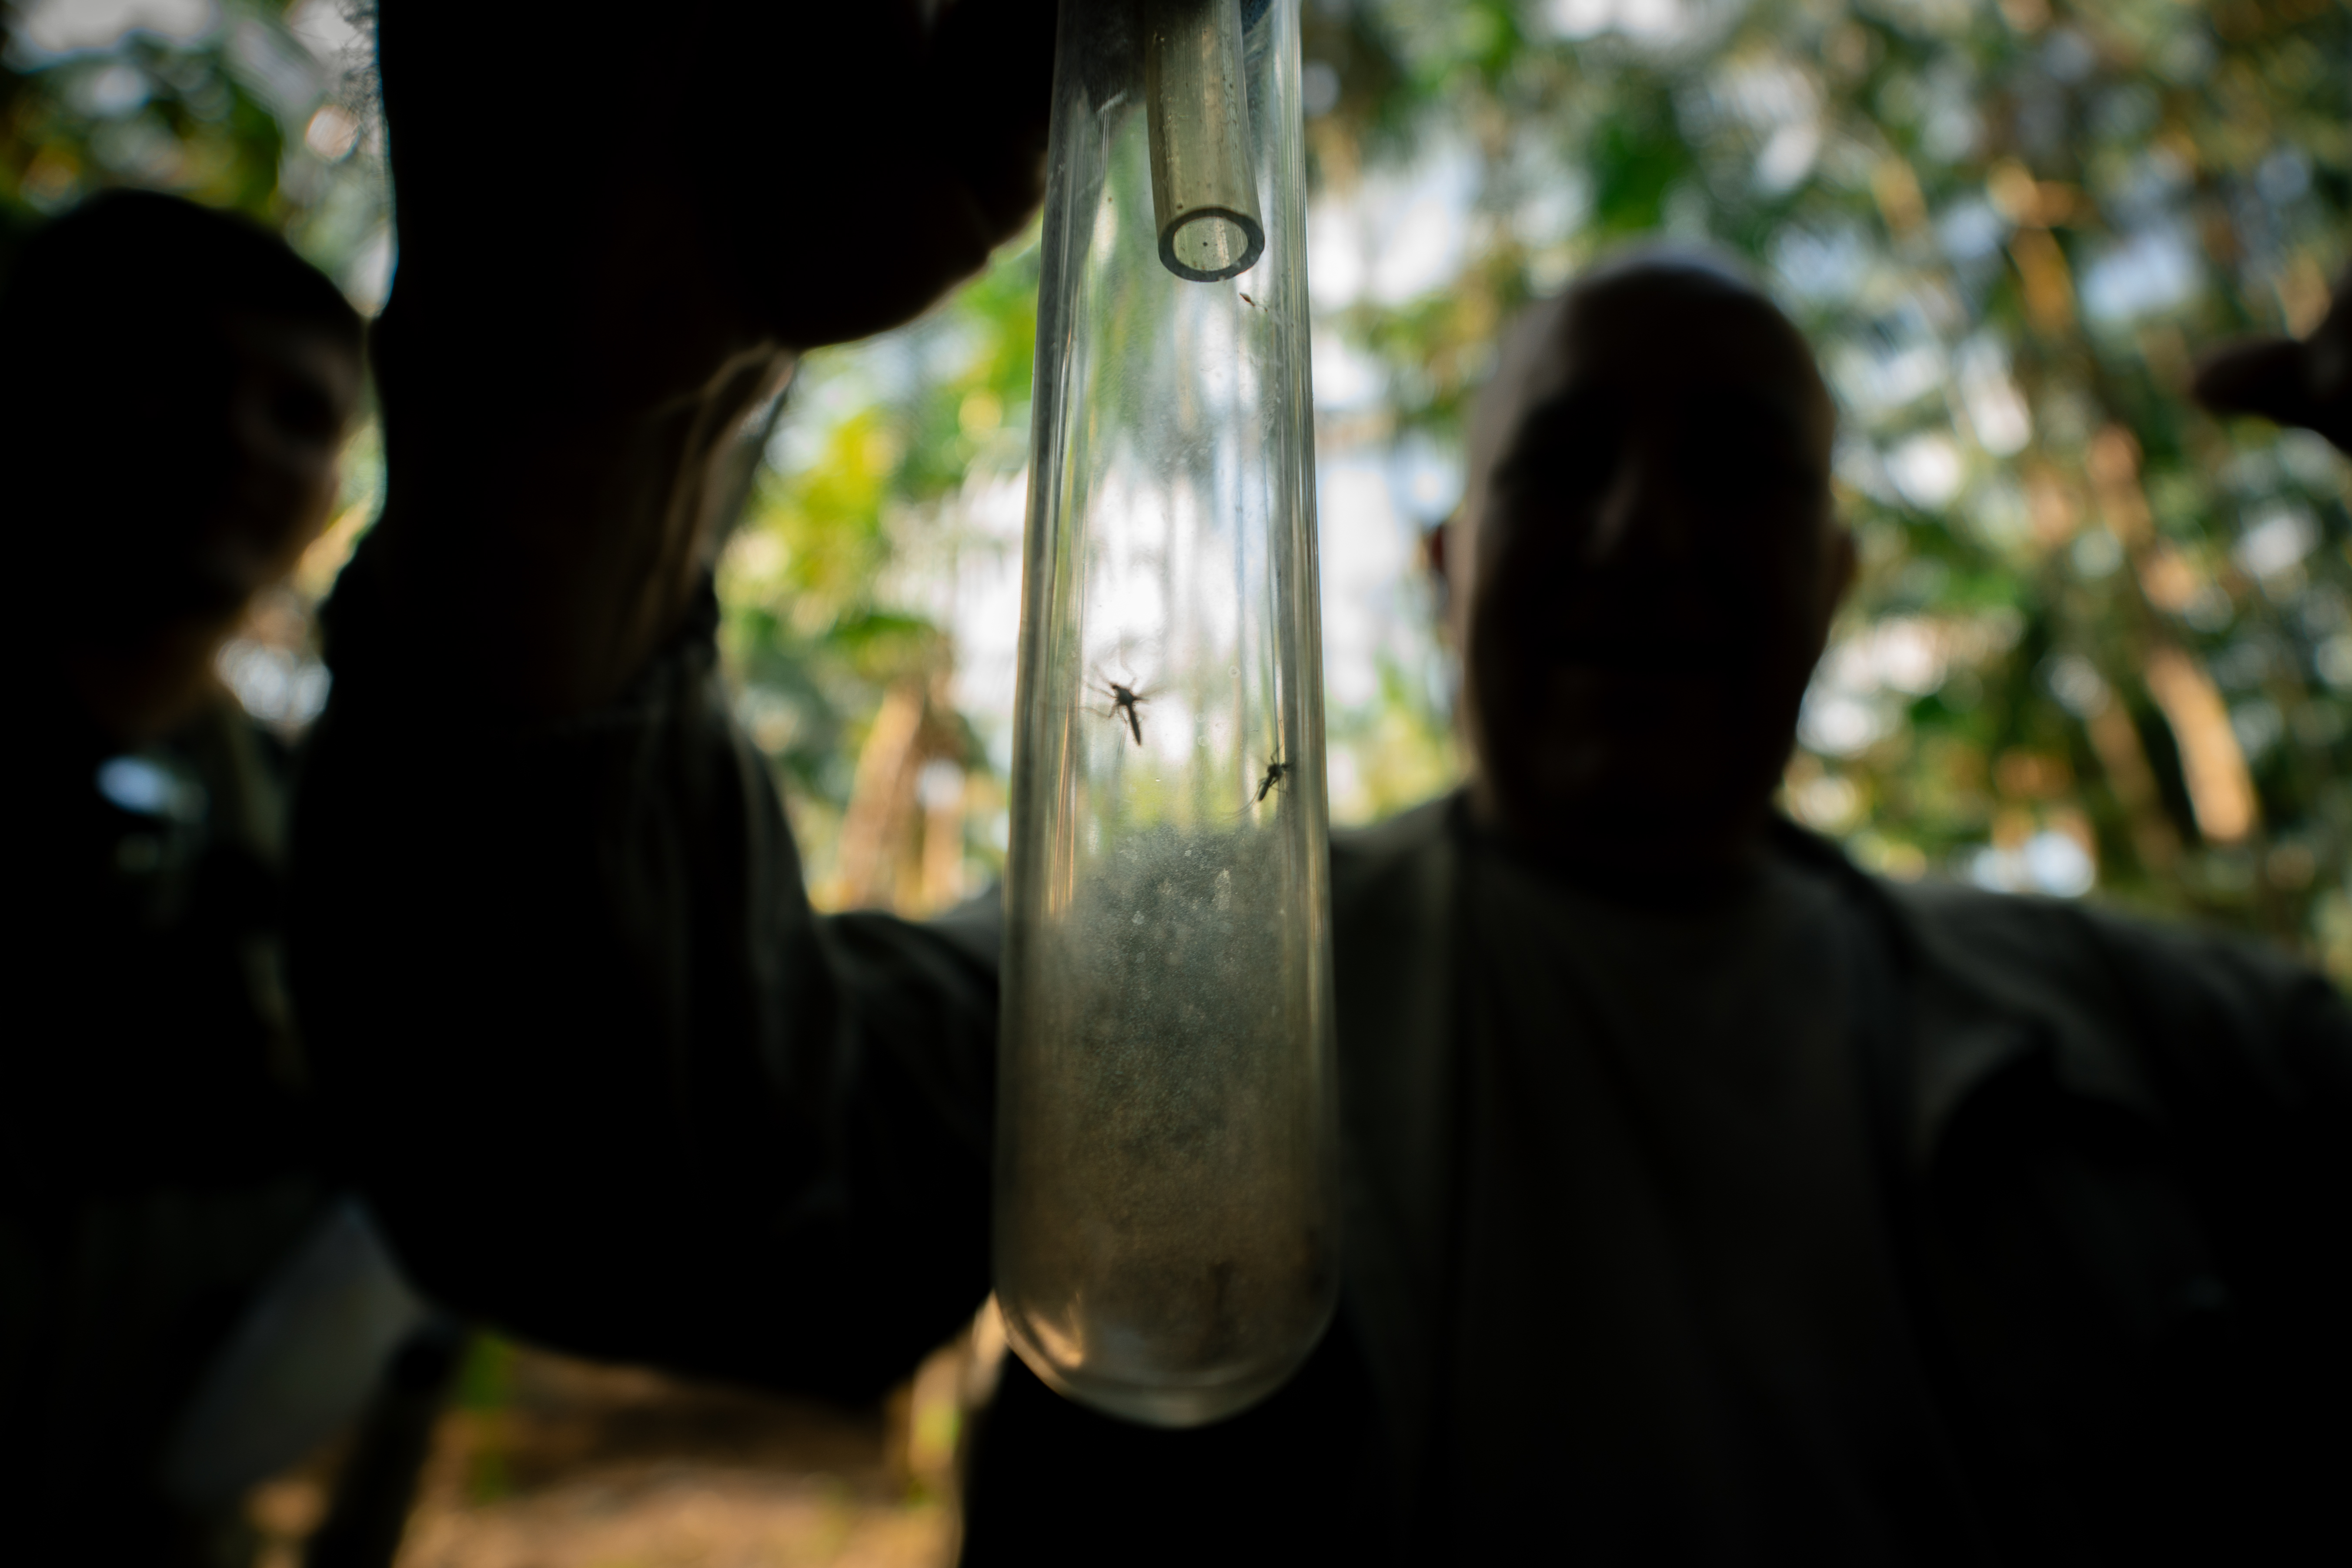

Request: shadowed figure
left=283, top=5, right=2352, bottom=1555
left=960, top=255, right=2352, bottom=1562
left=1450, top=257, right=1851, bottom=889
left=0, top=192, right=399, bottom=1566
left=288, top=0, right=1057, bottom=1406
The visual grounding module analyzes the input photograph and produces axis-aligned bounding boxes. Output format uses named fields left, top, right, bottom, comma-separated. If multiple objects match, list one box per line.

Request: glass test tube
left=996, top=0, right=1337, bottom=1428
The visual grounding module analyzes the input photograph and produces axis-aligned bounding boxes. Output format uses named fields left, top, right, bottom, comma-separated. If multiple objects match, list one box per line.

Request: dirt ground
left=251, top=1313, right=1000, bottom=1568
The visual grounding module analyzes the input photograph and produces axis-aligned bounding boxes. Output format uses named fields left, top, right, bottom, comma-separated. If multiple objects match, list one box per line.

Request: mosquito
left=1089, top=674, right=1151, bottom=746
left=1252, top=754, right=1290, bottom=803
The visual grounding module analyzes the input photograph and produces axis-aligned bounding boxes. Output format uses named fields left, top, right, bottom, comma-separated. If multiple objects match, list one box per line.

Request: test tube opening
left=1146, top=0, right=1265, bottom=282
left=1168, top=211, right=1260, bottom=279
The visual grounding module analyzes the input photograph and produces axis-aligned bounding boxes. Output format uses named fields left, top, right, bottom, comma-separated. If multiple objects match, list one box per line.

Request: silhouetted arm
left=292, top=561, right=1000, bottom=1397
left=287, top=0, right=1049, bottom=1397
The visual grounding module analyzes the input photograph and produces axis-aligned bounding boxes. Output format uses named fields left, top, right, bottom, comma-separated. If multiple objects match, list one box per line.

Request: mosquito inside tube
left=1090, top=676, right=1151, bottom=746
left=1253, top=756, right=1290, bottom=802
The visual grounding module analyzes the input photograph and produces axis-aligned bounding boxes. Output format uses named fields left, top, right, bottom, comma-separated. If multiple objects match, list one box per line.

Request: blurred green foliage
left=723, top=0, right=2352, bottom=967
left=12, top=0, right=2351, bottom=963
left=0, top=0, right=388, bottom=298
left=1288, top=0, right=2352, bottom=966
left=717, top=242, right=1041, bottom=898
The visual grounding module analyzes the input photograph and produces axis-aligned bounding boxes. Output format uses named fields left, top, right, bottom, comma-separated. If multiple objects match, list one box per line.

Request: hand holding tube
left=359, top=0, right=1056, bottom=718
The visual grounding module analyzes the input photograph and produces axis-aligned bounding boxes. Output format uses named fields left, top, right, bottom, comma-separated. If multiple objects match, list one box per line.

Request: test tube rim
left=1156, top=205, right=1266, bottom=282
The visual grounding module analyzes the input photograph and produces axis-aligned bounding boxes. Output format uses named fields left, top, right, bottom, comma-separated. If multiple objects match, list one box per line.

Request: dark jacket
left=964, top=798, right=2352, bottom=1564
left=6, top=695, right=326, bottom=1563
left=292, top=572, right=2352, bottom=1563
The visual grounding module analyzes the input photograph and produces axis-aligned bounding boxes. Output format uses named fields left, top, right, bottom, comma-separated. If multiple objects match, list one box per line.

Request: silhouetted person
left=959, top=256, right=2352, bottom=1562
left=286, top=3, right=2352, bottom=1558
left=287, top=0, right=1056, bottom=1397
left=2, top=193, right=381, bottom=1563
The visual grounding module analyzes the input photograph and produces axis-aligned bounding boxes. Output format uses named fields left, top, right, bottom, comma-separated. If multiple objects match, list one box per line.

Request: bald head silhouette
left=1446, top=252, right=1851, bottom=886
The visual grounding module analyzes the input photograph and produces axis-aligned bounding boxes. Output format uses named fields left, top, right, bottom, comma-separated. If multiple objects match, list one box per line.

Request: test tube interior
left=1000, top=0, right=1332, bottom=1429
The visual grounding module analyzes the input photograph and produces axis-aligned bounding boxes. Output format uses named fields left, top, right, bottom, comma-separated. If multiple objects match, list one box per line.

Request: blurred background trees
left=7, top=0, right=2349, bottom=965
left=1306, top=0, right=2351, bottom=967
left=6, top=0, right=2345, bottom=1560
left=1, top=0, right=387, bottom=304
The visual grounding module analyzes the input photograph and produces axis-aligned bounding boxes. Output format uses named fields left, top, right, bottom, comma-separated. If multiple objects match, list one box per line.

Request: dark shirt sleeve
left=287, top=547, right=996, bottom=1401
left=2071, top=909, right=2352, bottom=1541
left=2081, top=909, right=2352, bottom=1224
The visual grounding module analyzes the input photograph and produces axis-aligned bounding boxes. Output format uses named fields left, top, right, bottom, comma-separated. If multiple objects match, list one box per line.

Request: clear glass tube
left=996, top=0, right=1336, bottom=1428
